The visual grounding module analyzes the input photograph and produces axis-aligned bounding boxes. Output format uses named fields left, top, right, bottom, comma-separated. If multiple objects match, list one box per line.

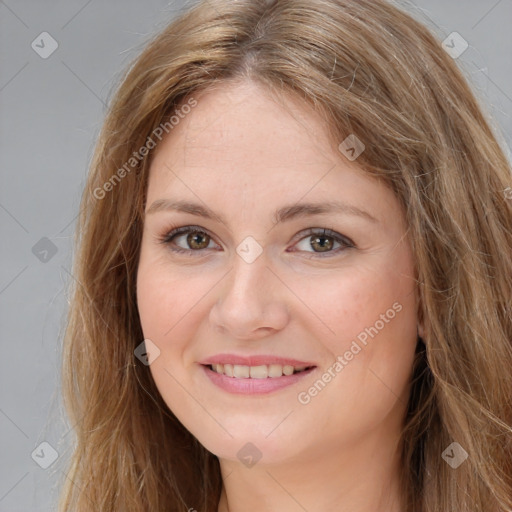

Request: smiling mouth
left=205, top=363, right=316, bottom=379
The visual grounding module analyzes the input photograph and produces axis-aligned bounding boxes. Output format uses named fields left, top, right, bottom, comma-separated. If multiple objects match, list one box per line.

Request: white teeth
left=249, top=365, right=268, bottom=379
left=282, top=365, right=294, bottom=376
left=268, top=364, right=283, bottom=378
left=209, top=363, right=311, bottom=378
left=224, top=363, right=234, bottom=377
left=233, top=365, right=250, bottom=378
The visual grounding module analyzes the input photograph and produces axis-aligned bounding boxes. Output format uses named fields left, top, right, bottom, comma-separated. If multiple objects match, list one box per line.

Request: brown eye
left=161, top=225, right=353, bottom=258
left=160, top=226, right=217, bottom=254
left=292, top=228, right=354, bottom=257
left=186, top=231, right=210, bottom=250
left=309, top=234, right=334, bottom=252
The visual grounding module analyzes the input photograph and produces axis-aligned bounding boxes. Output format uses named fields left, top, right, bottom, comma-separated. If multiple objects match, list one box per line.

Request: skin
left=136, top=80, right=422, bottom=512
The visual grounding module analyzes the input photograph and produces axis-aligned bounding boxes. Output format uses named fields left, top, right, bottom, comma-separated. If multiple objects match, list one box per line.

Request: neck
left=217, top=430, right=405, bottom=512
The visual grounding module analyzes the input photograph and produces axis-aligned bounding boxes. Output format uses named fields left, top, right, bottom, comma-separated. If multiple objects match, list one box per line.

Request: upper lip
left=199, top=354, right=316, bottom=367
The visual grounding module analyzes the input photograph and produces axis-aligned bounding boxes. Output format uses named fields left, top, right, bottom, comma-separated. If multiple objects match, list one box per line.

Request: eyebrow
left=146, top=199, right=378, bottom=225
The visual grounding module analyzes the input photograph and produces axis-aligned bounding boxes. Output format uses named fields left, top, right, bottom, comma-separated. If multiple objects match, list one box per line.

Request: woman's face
left=137, top=81, right=420, bottom=466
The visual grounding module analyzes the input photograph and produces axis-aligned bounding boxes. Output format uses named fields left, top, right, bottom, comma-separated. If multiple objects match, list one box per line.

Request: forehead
left=155, top=81, right=335, bottom=169
left=151, top=82, right=361, bottom=187
left=146, top=81, right=401, bottom=231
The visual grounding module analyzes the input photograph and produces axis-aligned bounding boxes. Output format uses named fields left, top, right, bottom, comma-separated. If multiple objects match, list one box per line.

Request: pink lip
left=201, top=364, right=316, bottom=395
left=199, top=353, right=314, bottom=367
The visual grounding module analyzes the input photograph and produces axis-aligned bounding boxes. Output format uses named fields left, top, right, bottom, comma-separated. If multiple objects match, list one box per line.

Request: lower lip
left=201, top=364, right=316, bottom=395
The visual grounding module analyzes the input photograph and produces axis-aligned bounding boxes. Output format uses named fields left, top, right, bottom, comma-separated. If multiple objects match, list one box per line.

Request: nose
left=209, top=251, right=290, bottom=341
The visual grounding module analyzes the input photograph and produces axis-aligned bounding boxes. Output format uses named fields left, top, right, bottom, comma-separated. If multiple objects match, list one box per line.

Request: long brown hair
left=59, top=0, right=512, bottom=510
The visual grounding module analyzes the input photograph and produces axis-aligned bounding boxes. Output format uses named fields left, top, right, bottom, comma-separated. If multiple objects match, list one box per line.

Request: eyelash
left=157, top=224, right=355, bottom=258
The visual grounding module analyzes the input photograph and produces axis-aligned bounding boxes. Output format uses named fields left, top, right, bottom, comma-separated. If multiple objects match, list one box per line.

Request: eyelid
left=292, top=227, right=354, bottom=248
left=158, top=224, right=355, bottom=256
left=158, top=224, right=221, bottom=252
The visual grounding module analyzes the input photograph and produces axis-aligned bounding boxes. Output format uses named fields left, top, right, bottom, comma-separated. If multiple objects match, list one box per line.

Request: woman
left=59, top=0, right=512, bottom=510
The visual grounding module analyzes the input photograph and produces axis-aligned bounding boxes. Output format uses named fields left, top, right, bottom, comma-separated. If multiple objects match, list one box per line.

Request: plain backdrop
left=1, top=0, right=511, bottom=510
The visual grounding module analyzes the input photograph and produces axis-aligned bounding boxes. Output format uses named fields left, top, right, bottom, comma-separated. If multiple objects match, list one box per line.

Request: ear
left=417, top=322, right=425, bottom=340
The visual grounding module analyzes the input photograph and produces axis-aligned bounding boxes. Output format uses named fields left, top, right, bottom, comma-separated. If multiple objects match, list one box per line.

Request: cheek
left=294, top=251, right=418, bottom=435
left=136, top=252, right=209, bottom=431
left=299, top=251, right=417, bottom=345
left=136, top=241, right=181, bottom=373
left=136, top=230, right=204, bottom=332
left=137, top=266, right=172, bottom=340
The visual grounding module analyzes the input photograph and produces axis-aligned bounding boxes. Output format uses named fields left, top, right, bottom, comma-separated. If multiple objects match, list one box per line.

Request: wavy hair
left=58, top=0, right=512, bottom=510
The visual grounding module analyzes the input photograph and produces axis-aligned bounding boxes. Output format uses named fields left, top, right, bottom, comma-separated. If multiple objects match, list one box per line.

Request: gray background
left=1, top=0, right=510, bottom=510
